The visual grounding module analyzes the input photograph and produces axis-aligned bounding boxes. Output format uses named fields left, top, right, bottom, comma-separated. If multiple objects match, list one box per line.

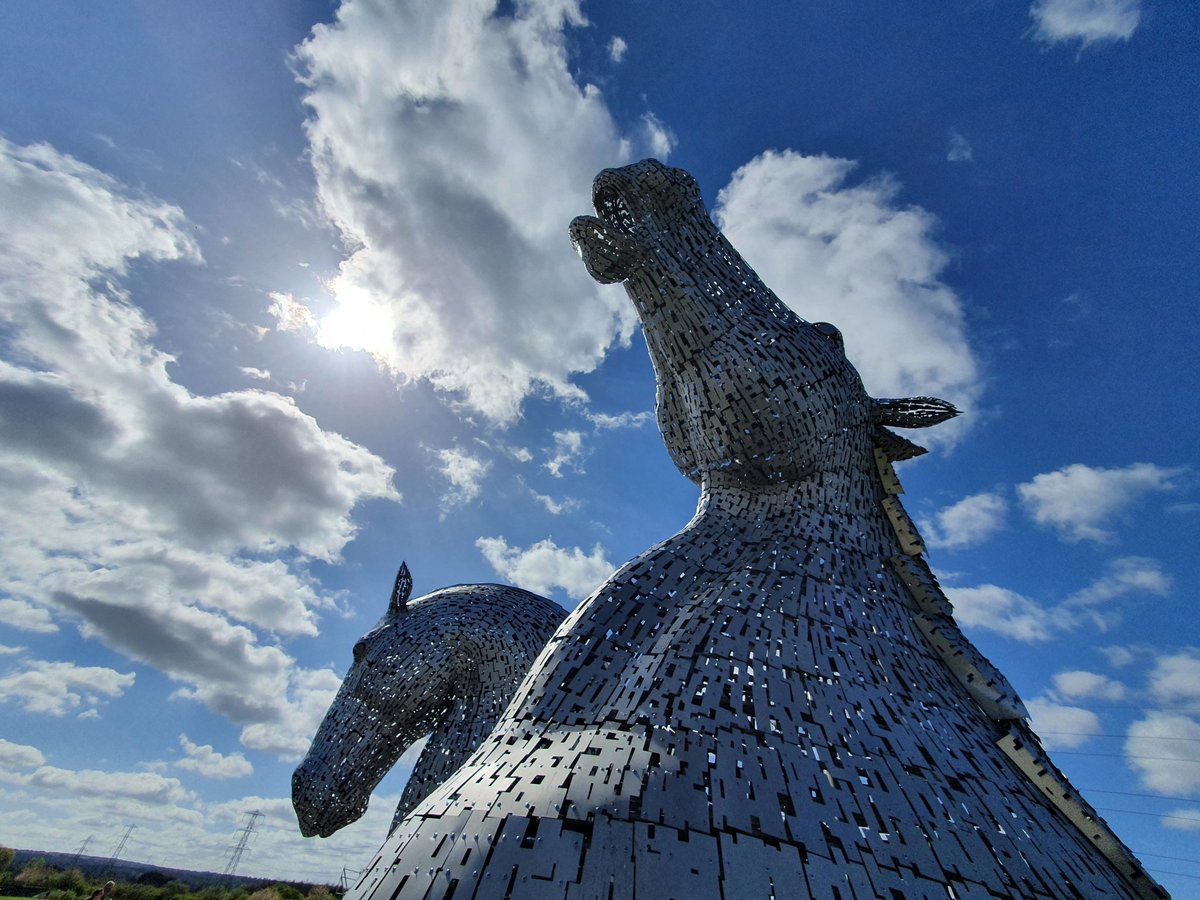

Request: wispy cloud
left=544, top=430, right=586, bottom=478
left=947, top=130, right=973, bottom=163
left=607, top=35, right=628, bottom=63
left=433, top=446, right=492, bottom=513
left=1029, top=0, right=1142, bottom=47
left=946, top=556, right=1170, bottom=642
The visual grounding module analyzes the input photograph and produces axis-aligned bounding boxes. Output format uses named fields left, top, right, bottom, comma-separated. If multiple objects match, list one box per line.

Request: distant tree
left=246, top=887, right=280, bottom=900
left=272, top=884, right=303, bottom=900
left=138, top=872, right=173, bottom=887
left=0, top=845, right=14, bottom=877
left=306, top=887, right=335, bottom=900
left=16, top=857, right=51, bottom=886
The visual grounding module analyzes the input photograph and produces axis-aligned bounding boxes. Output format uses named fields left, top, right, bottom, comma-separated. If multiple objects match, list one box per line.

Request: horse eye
left=812, top=322, right=844, bottom=348
left=352, top=640, right=367, bottom=662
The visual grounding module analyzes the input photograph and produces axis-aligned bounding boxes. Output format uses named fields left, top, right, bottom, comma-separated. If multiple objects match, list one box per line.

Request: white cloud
left=240, top=366, right=271, bottom=381
left=919, top=491, right=1007, bottom=549
left=1146, top=650, right=1200, bottom=707
left=530, top=488, right=581, bottom=516
left=1162, top=808, right=1200, bottom=831
left=0, top=598, right=58, bottom=633
left=1026, top=697, right=1102, bottom=749
left=1063, top=556, right=1171, bottom=620
left=1030, top=0, right=1141, bottom=47
left=1125, top=712, right=1200, bottom=794
left=1017, top=462, right=1181, bottom=543
left=641, top=112, right=676, bottom=159
left=267, top=290, right=317, bottom=333
left=477, top=536, right=613, bottom=601
left=435, top=446, right=492, bottom=512
left=0, top=660, right=135, bottom=716
left=0, top=644, right=23, bottom=655
left=545, top=429, right=586, bottom=477
left=607, top=35, right=628, bottom=63
left=1099, top=645, right=1138, bottom=668
left=947, top=130, right=973, bottom=163
left=1050, top=669, right=1127, bottom=702
left=176, top=734, right=253, bottom=779
left=587, top=410, right=653, bottom=430
left=237, top=665, right=343, bottom=758
left=947, top=557, right=1170, bottom=643
left=714, top=150, right=982, bottom=426
left=27, top=765, right=194, bottom=805
left=0, top=738, right=46, bottom=769
left=0, top=137, right=398, bottom=752
left=295, top=0, right=667, bottom=423
left=944, top=584, right=1054, bottom=642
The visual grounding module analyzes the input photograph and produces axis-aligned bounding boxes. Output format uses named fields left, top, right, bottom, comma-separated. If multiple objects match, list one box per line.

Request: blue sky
left=0, top=0, right=1197, bottom=892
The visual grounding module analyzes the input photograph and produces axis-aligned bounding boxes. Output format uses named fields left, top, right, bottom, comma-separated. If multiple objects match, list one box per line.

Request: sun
left=315, top=285, right=396, bottom=361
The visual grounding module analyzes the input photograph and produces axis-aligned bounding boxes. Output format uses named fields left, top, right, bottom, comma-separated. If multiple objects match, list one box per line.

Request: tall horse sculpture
left=343, top=161, right=1165, bottom=899
left=292, top=563, right=565, bottom=838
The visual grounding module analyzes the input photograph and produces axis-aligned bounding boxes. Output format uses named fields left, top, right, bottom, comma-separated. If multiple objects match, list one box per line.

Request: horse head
left=292, top=563, right=457, bottom=838
left=570, top=158, right=956, bottom=489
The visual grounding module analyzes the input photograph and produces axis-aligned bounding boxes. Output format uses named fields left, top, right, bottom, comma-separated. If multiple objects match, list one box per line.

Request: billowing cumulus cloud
left=295, top=0, right=659, bottom=423
left=920, top=491, right=1007, bottom=549
left=26, top=766, right=194, bottom=806
left=0, top=738, right=47, bottom=770
left=1030, top=0, right=1141, bottom=47
left=476, top=536, right=613, bottom=601
left=0, top=138, right=397, bottom=751
left=1125, top=712, right=1200, bottom=794
left=1017, top=462, right=1181, bottom=543
left=1050, top=669, right=1127, bottom=702
left=944, top=584, right=1054, bottom=643
left=1146, top=650, right=1200, bottom=707
left=714, top=150, right=982, bottom=426
left=1025, top=698, right=1102, bottom=749
left=0, top=660, right=135, bottom=716
left=176, top=734, right=253, bottom=779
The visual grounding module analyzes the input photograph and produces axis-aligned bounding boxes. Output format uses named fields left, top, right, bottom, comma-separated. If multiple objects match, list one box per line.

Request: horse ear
left=389, top=562, right=412, bottom=615
left=873, top=426, right=928, bottom=462
left=871, top=396, right=960, bottom=430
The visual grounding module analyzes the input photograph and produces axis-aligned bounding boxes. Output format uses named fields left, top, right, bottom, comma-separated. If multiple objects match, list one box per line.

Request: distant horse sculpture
left=292, top=563, right=565, bottom=838
left=344, top=161, right=1164, bottom=898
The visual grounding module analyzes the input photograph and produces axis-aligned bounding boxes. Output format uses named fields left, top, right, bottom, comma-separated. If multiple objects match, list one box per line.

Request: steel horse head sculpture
left=291, top=563, right=564, bottom=838
left=337, top=161, right=1164, bottom=900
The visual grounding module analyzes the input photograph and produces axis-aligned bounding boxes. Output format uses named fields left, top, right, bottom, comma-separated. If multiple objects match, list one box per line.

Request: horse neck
left=693, top=442, right=901, bottom=567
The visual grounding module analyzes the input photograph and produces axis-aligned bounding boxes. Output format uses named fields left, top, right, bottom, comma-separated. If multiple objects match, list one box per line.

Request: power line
left=1135, top=851, right=1200, bottom=866
left=1081, top=787, right=1200, bottom=804
left=1145, top=867, right=1200, bottom=881
left=1040, top=731, right=1200, bottom=742
left=1095, top=806, right=1200, bottom=824
left=1053, top=750, right=1199, bottom=763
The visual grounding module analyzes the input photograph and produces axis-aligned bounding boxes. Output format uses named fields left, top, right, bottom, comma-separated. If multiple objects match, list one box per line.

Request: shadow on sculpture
left=292, top=562, right=564, bottom=838
left=308, top=161, right=1165, bottom=899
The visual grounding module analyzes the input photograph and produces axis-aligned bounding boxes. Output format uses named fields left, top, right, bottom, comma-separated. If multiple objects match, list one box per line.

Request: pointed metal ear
left=873, top=426, right=928, bottom=462
left=871, top=396, right=960, bottom=430
left=389, top=562, right=412, bottom=615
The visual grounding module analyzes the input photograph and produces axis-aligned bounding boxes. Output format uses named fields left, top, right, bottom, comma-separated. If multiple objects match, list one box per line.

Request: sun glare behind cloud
left=315, top=285, right=396, bottom=360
